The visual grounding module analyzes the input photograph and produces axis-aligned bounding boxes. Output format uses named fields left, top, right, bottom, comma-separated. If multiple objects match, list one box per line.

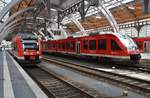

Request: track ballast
left=25, top=66, right=96, bottom=98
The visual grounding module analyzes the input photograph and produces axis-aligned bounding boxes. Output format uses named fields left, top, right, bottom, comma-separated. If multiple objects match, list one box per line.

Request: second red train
left=42, top=33, right=141, bottom=63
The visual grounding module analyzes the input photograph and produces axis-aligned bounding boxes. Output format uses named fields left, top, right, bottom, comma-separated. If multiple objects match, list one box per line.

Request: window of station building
left=139, top=25, right=150, bottom=37
left=120, top=27, right=138, bottom=37
left=111, top=39, right=121, bottom=50
left=83, top=40, right=88, bottom=49
left=52, top=30, right=61, bottom=35
left=89, top=40, right=96, bottom=50
left=98, top=39, right=106, bottom=50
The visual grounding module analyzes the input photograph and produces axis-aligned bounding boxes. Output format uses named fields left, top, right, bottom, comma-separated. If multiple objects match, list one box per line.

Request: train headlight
left=37, top=51, right=39, bottom=54
left=24, top=52, right=27, bottom=54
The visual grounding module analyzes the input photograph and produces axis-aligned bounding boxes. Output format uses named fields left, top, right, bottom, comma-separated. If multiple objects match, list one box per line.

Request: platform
left=141, top=53, right=150, bottom=60
left=0, top=51, right=48, bottom=98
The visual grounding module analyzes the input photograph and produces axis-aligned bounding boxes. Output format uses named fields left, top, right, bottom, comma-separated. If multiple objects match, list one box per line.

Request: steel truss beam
left=58, top=0, right=119, bottom=34
left=0, top=0, right=22, bottom=20
left=0, top=7, right=34, bottom=41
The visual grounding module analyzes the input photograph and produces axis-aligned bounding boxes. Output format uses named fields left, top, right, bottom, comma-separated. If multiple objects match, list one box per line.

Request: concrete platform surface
left=141, top=53, right=150, bottom=60
left=0, top=51, right=48, bottom=98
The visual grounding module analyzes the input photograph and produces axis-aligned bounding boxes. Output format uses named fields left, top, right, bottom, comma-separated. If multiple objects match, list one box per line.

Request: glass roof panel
left=0, top=0, right=11, bottom=22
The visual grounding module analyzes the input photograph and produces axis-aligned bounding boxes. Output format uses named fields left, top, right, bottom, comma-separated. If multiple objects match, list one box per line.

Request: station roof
left=0, top=0, right=150, bottom=40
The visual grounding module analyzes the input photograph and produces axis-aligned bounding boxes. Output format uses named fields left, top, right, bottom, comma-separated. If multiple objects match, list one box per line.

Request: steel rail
left=42, top=56, right=150, bottom=96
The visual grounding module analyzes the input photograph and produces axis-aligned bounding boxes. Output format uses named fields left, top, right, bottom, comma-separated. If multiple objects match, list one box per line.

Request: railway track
left=126, top=65, right=150, bottom=74
left=25, top=66, right=98, bottom=98
left=42, top=56, right=150, bottom=96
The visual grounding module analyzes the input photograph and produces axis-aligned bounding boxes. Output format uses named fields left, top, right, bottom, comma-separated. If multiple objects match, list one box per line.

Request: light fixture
left=95, top=14, right=102, bottom=19
left=128, top=5, right=135, bottom=10
left=84, top=1, right=89, bottom=5
left=50, top=8, right=57, bottom=11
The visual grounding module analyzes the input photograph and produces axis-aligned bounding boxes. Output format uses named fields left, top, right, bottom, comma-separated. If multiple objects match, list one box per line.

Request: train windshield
left=116, top=33, right=138, bottom=50
left=23, top=41, right=38, bottom=50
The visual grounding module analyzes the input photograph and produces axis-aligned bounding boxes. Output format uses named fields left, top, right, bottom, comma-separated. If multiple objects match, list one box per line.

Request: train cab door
left=76, top=42, right=80, bottom=54
left=144, top=41, right=150, bottom=52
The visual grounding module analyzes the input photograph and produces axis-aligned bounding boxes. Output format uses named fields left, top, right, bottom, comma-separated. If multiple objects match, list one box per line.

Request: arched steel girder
left=1, top=22, right=35, bottom=42
left=1, top=17, right=42, bottom=36
left=58, top=0, right=120, bottom=34
left=97, top=1, right=119, bottom=33
left=47, top=27, right=56, bottom=39
left=2, top=21, right=34, bottom=37
left=2, top=16, right=44, bottom=34
left=59, top=25, right=68, bottom=38
left=0, top=7, right=34, bottom=41
left=2, top=22, right=36, bottom=41
left=1, top=16, right=56, bottom=40
left=38, top=28, right=47, bottom=39
left=0, top=0, right=22, bottom=20
left=1, top=17, right=25, bottom=34
left=0, top=7, right=34, bottom=33
left=68, top=14, right=86, bottom=35
left=1, top=23, right=20, bottom=41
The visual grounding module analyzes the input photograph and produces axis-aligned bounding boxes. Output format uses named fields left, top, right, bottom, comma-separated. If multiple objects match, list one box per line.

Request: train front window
left=117, top=34, right=138, bottom=50
left=23, top=43, right=38, bottom=50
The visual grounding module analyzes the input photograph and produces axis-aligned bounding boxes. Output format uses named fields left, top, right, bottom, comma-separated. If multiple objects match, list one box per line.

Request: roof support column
left=47, top=27, right=56, bottom=39
left=68, top=14, right=86, bottom=35
left=0, top=0, right=22, bottom=20
left=97, top=0, right=119, bottom=33
left=0, top=7, right=34, bottom=41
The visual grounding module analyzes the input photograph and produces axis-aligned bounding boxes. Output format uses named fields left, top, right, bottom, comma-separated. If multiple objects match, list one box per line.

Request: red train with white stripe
left=11, top=33, right=42, bottom=63
left=42, top=33, right=141, bottom=63
left=133, top=37, right=150, bottom=53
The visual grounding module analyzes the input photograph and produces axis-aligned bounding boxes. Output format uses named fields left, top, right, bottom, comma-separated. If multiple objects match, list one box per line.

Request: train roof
left=16, top=33, right=38, bottom=40
left=44, top=33, right=123, bottom=42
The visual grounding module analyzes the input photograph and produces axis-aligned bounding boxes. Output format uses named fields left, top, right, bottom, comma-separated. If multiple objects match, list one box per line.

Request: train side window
left=83, top=40, right=88, bottom=49
left=70, top=41, right=74, bottom=50
left=111, top=39, right=121, bottom=50
left=63, top=43, right=65, bottom=49
left=89, top=40, right=96, bottom=50
left=61, top=43, right=63, bottom=49
left=98, top=39, right=106, bottom=50
left=59, top=43, right=61, bottom=49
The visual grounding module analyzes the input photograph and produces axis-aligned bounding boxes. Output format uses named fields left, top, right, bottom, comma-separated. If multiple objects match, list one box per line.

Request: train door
left=76, top=42, right=80, bottom=54
left=144, top=41, right=150, bottom=52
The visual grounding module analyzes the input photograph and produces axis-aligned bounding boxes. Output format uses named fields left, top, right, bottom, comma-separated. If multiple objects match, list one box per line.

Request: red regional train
left=11, top=33, right=42, bottom=63
left=133, top=37, right=150, bottom=53
left=42, top=33, right=141, bottom=63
